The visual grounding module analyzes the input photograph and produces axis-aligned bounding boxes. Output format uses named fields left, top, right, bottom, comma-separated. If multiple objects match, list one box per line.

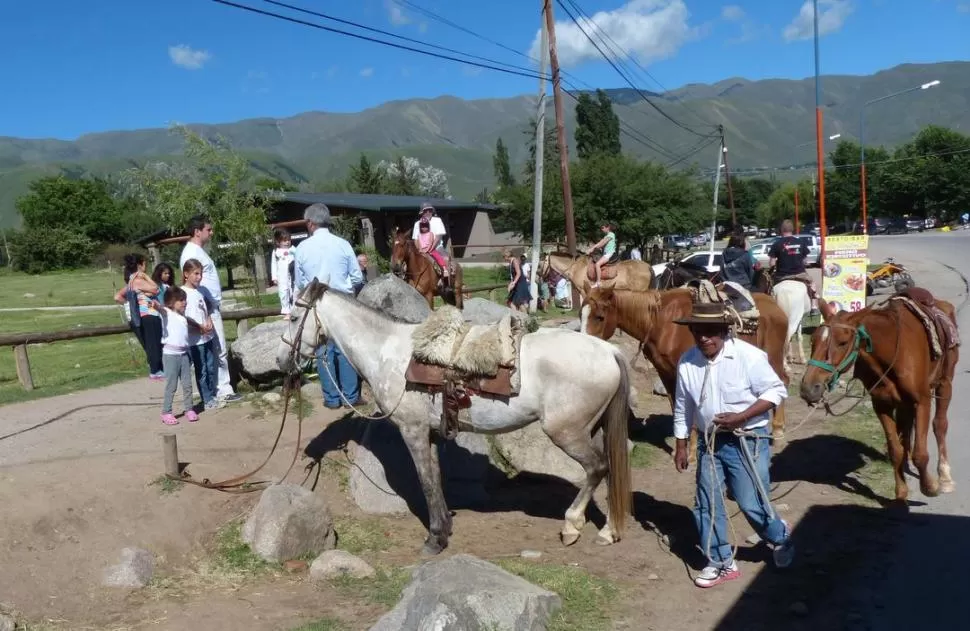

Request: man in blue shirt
left=294, top=203, right=365, bottom=409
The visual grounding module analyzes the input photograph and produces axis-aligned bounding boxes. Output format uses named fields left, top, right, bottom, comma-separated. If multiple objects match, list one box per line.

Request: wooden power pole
left=543, top=0, right=579, bottom=309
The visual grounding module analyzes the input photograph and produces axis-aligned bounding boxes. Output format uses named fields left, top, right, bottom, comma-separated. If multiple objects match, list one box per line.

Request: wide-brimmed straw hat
left=673, top=302, right=732, bottom=326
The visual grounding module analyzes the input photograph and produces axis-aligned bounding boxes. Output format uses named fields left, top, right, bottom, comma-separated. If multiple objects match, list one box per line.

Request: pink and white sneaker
left=694, top=561, right=741, bottom=588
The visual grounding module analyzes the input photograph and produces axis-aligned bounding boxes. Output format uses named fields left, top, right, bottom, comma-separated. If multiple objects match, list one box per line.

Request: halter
left=807, top=323, right=873, bottom=392
left=279, top=294, right=325, bottom=363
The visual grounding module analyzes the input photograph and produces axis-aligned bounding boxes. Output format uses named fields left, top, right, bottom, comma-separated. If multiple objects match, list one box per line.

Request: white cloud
left=168, top=44, right=211, bottom=70
left=359, top=67, right=374, bottom=78
left=528, top=0, right=698, bottom=68
left=958, top=2, right=970, bottom=13
left=783, top=0, right=853, bottom=42
left=721, top=5, right=745, bottom=21
left=386, top=0, right=410, bottom=25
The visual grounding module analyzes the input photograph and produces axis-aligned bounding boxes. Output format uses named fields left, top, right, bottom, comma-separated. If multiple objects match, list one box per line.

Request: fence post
left=14, top=344, right=34, bottom=391
left=162, top=433, right=179, bottom=478
left=237, top=319, right=250, bottom=338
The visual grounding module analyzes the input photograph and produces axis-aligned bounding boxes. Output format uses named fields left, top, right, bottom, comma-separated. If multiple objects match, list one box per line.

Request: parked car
left=885, top=217, right=909, bottom=234
left=853, top=217, right=889, bottom=234
left=925, top=217, right=938, bottom=229
left=678, top=249, right=724, bottom=274
left=904, top=217, right=925, bottom=232
left=748, top=239, right=773, bottom=269
left=663, top=235, right=691, bottom=250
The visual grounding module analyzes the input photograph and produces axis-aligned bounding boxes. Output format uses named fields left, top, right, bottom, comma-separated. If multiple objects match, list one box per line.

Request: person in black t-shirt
left=768, top=220, right=818, bottom=299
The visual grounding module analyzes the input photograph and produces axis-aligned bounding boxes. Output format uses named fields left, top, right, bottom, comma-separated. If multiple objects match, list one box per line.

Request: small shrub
left=9, top=227, right=98, bottom=273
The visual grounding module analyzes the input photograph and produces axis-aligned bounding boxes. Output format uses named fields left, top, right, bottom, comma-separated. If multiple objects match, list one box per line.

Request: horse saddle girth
left=406, top=360, right=513, bottom=397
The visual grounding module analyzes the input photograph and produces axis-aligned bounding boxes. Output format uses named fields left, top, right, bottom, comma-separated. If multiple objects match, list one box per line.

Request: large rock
left=369, top=554, right=562, bottom=631
left=0, top=613, right=14, bottom=631
left=230, top=319, right=291, bottom=384
left=241, top=483, right=336, bottom=562
left=653, top=378, right=668, bottom=397
left=350, top=420, right=491, bottom=515
left=102, top=547, right=154, bottom=588
left=462, top=297, right=528, bottom=325
left=358, top=274, right=431, bottom=323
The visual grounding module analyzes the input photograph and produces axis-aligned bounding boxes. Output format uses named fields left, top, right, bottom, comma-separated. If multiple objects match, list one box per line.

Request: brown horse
left=542, top=251, right=654, bottom=297
left=390, top=228, right=464, bottom=309
left=582, top=286, right=790, bottom=439
left=800, top=296, right=959, bottom=503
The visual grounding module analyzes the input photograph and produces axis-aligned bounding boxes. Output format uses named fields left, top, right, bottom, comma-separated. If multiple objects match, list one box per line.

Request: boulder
left=350, top=420, right=491, bottom=515
left=653, top=378, right=668, bottom=397
left=0, top=614, right=13, bottom=631
left=462, top=297, right=528, bottom=326
left=357, top=274, right=431, bottom=323
left=241, top=483, right=336, bottom=562
left=230, top=319, right=291, bottom=384
left=490, top=424, right=635, bottom=485
left=102, top=547, right=154, bottom=588
left=369, top=554, right=561, bottom=631
left=309, top=550, right=376, bottom=580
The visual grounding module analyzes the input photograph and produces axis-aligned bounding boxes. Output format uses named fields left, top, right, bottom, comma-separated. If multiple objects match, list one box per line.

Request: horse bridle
left=279, top=293, right=326, bottom=364
left=807, top=322, right=873, bottom=392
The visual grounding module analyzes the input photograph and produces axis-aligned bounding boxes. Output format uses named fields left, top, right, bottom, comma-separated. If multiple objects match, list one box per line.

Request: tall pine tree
left=575, top=89, right=621, bottom=159
left=493, top=138, right=516, bottom=189
left=348, top=154, right=384, bottom=194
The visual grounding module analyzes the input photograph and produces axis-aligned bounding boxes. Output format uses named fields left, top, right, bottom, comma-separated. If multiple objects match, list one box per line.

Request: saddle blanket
left=891, top=294, right=960, bottom=359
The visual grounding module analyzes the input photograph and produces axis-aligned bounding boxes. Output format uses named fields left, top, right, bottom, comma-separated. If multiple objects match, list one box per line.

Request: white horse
left=772, top=280, right=811, bottom=372
left=277, top=279, right=633, bottom=556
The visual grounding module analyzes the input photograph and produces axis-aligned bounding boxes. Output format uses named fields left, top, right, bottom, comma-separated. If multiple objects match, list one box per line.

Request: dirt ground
left=0, top=329, right=897, bottom=631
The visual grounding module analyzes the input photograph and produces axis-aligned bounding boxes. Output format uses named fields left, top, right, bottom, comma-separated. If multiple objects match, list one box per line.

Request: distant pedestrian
left=159, top=286, right=197, bottom=425
left=114, top=253, right=164, bottom=379
left=271, top=228, right=296, bottom=316
left=181, top=258, right=221, bottom=411
left=294, top=203, right=365, bottom=409
left=179, top=216, right=242, bottom=404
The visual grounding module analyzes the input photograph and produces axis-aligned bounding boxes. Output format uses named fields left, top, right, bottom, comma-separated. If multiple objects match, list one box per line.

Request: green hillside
left=1, top=61, right=967, bottom=228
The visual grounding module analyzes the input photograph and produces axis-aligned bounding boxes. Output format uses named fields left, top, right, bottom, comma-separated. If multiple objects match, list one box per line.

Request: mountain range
left=1, top=61, right=968, bottom=229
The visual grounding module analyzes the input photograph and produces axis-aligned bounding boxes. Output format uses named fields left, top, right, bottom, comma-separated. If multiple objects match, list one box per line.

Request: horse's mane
left=303, top=284, right=417, bottom=325
left=602, top=288, right=668, bottom=333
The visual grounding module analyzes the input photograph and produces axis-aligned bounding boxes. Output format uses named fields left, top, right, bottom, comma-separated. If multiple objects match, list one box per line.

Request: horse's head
left=800, top=308, right=870, bottom=405
left=277, top=278, right=329, bottom=373
left=389, top=229, right=411, bottom=277
left=580, top=283, right=619, bottom=340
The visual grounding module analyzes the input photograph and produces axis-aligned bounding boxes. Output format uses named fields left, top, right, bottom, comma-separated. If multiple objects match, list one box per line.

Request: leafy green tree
left=494, top=117, right=563, bottom=239
left=575, top=90, right=621, bottom=160
left=347, top=154, right=384, bottom=194
left=493, top=138, right=516, bottom=189
left=253, top=176, right=290, bottom=191
left=9, top=226, right=98, bottom=273
left=757, top=180, right=816, bottom=229
left=16, top=176, right=127, bottom=243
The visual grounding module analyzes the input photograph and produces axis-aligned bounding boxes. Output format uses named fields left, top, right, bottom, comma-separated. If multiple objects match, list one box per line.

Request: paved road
left=839, top=231, right=970, bottom=629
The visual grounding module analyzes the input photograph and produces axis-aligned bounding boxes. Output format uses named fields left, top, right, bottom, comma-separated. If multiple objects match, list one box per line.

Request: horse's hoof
left=560, top=532, right=581, bottom=547
left=420, top=539, right=446, bottom=557
left=920, top=482, right=941, bottom=498
left=772, top=430, right=785, bottom=441
left=940, top=480, right=956, bottom=494
left=594, top=534, right=616, bottom=546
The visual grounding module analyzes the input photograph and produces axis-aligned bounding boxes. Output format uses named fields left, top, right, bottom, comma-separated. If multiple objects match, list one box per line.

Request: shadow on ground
left=715, top=504, right=970, bottom=630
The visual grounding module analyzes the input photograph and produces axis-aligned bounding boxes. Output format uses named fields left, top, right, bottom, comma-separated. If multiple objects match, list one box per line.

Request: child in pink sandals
left=159, top=286, right=198, bottom=425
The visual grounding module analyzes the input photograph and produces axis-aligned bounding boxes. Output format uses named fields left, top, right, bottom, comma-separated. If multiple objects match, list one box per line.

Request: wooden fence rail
left=3, top=284, right=508, bottom=392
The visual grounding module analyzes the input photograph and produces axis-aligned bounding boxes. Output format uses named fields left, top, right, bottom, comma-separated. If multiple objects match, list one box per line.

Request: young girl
left=271, top=229, right=295, bottom=316
left=159, top=286, right=198, bottom=425
left=591, top=222, right=617, bottom=288
left=152, top=262, right=175, bottom=308
left=182, top=259, right=221, bottom=410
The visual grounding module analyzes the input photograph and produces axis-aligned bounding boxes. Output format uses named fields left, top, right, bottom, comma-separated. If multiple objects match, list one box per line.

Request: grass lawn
left=0, top=267, right=125, bottom=308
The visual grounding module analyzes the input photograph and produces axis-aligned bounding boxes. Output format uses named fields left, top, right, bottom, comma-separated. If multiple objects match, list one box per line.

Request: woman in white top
left=159, top=286, right=197, bottom=425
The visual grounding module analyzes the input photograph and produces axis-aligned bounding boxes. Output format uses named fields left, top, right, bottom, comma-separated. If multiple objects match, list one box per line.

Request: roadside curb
left=937, top=260, right=970, bottom=313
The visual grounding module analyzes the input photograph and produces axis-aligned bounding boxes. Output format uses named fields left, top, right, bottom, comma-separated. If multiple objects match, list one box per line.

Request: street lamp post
left=859, top=79, right=940, bottom=234
left=793, top=134, right=840, bottom=233
left=813, top=0, right=827, bottom=269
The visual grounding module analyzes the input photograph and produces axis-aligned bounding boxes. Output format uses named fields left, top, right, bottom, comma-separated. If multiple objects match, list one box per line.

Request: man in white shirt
left=179, top=216, right=242, bottom=403
left=294, top=203, right=365, bottom=409
left=410, top=204, right=450, bottom=279
left=672, top=301, right=793, bottom=588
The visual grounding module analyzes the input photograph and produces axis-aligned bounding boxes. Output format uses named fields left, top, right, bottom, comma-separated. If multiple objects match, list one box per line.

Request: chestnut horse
left=390, top=228, right=464, bottom=309
left=800, top=298, right=959, bottom=503
left=581, top=286, right=790, bottom=439
left=542, top=251, right=655, bottom=297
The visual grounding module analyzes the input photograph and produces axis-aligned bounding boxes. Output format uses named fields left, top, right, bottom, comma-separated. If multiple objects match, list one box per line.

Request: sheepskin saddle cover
left=411, top=306, right=523, bottom=378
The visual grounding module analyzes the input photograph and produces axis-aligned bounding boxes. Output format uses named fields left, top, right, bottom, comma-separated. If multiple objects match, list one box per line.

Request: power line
left=208, top=0, right=547, bottom=80
left=708, top=147, right=970, bottom=177
left=665, top=136, right=721, bottom=169
left=554, top=0, right=717, bottom=139
left=561, top=0, right=717, bottom=130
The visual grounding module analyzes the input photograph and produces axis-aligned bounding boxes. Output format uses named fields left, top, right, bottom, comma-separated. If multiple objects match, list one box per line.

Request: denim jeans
left=694, top=425, right=787, bottom=567
left=316, top=340, right=360, bottom=408
left=189, top=341, right=219, bottom=405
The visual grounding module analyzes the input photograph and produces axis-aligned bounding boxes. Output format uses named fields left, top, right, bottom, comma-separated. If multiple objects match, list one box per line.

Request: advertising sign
left=821, top=234, right=869, bottom=312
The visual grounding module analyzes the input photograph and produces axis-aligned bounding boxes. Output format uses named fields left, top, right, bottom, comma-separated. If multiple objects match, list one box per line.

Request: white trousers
left=209, top=308, right=234, bottom=398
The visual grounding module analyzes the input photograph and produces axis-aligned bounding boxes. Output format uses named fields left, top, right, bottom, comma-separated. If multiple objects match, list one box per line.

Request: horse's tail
left=604, top=348, right=633, bottom=539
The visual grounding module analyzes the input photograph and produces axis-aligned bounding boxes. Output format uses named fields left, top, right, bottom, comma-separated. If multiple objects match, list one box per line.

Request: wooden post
left=237, top=318, right=251, bottom=338
left=14, top=344, right=34, bottom=391
left=361, top=217, right=376, bottom=250
left=148, top=244, right=161, bottom=269
left=162, top=433, right=179, bottom=478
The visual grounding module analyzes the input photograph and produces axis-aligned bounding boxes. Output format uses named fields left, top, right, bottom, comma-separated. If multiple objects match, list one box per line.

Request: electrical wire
left=702, top=147, right=970, bottom=178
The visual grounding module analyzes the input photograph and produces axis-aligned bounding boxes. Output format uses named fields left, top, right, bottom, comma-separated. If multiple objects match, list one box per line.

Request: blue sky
left=1, top=0, right=967, bottom=139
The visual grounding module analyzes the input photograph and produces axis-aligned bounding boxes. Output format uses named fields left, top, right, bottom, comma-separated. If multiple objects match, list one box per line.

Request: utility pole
left=529, top=6, right=548, bottom=313
left=719, top=126, right=736, bottom=228
left=708, top=137, right=725, bottom=256
left=544, top=0, right=579, bottom=309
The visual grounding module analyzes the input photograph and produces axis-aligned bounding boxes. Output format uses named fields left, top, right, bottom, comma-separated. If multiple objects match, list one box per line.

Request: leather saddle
left=587, top=252, right=621, bottom=281
left=895, top=287, right=960, bottom=356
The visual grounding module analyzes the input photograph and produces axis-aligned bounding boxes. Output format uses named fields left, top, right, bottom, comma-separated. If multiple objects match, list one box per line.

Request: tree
left=575, top=89, right=621, bottom=160
left=493, top=138, right=516, bottom=189
left=16, top=176, right=127, bottom=243
left=377, top=156, right=451, bottom=198
left=494, top=117, right=563, bottom=239
left=8, top=227, right=98, bottom=273
left=122, top=126, right=272, bottom=278
left=757, top=180, right=815, bottom=229
left=347, top=154, right=384, bottom=194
